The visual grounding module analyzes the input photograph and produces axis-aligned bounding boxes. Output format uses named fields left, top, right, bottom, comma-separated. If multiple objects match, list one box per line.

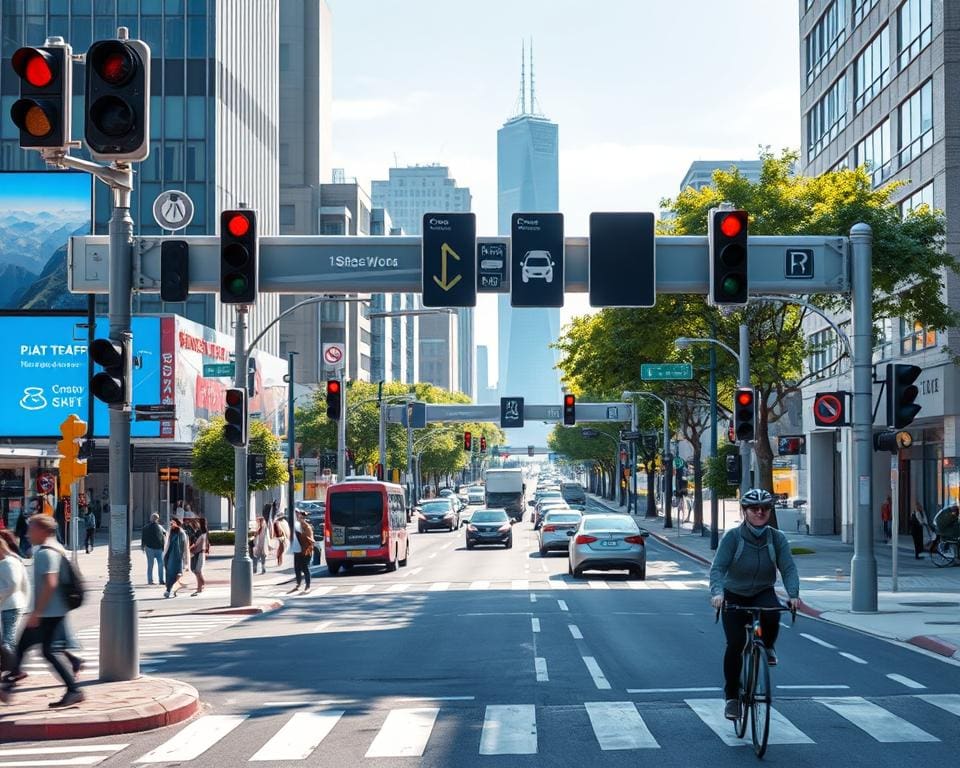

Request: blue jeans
left=145, top=547, right=164, bottom=584
left=1, top=608, right=23, bottom=671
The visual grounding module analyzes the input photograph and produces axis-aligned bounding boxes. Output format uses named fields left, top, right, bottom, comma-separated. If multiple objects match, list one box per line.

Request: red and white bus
left=323, top=479, right=409, bottom=575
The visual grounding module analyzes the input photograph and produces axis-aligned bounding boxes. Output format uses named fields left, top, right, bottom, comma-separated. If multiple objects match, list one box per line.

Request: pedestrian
left=0, top=515, right=83, bottom=708
left=252, top=516, right=272, bottom=575
left=271, top=499, right=279, bottom=524
left=83, top=508, right=97, bottom=554
left=0, top=533, right=29, bottom=678
left=290, top=510, right=315, bottom=593
left=274, top=515, right=290, bottom=568
left=141, top=513, right=167, bottom=586
left=189, top=518, right=208, bottom=596
left=162, top=517, right=190, bottom=598
left=13, top=509, right=29, bottom=559
left=909, top=502, right=927, bottom=559
left=880, top=495, right=892, bottom=542
left=183, top=502, right=196, bottom=519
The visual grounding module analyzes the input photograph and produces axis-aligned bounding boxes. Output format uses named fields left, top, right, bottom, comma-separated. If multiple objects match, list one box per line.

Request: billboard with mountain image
left=0, top=171, right=92, bottom=310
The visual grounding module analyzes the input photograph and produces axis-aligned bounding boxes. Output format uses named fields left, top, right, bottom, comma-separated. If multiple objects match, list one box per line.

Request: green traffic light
left=226, top=274, right=248, bottom=295
left=722, top=276, right=741, bottom=295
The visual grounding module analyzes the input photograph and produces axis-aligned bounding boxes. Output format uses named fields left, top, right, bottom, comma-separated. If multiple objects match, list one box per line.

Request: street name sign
left=203, top=363, right=235, bottom=378
left=477, top=241, right=508, bottom=292
left=641, top=363, right=693, bottom=381
left=511, top=213, right=564, bottom=307
left=422, top=212, right=476, bottom=307
left=589, top=212, right=655, bottom=307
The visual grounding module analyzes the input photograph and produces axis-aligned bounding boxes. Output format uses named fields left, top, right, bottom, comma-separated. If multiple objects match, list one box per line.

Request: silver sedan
left=568, top=513, right=648, bottom=579
left=538, top=510, right=583, bottom=556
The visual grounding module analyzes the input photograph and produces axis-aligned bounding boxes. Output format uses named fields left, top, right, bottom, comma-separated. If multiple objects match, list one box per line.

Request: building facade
left=476, top=344, right=499, bottom=404
left=798, top=0, right=957, bottom=538
left=678, top=160, right=764, bottom=191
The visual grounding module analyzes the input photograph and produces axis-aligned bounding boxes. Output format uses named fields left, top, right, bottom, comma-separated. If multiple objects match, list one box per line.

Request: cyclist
left=709, top=488, right=800, bottom=721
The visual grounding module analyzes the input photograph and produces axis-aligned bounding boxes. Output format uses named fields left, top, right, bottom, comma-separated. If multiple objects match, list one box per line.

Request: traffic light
left=224, top=388, right=247, bottom=447
left=873, top=430, right=913, bottom=453
left=220, top=209, right=258, bottom=305
left=886, top=363, right=922, bottom=429
left=90, top=337, right=130, bottom=407
left=464, top=431, right=472, bottom=451
left=160, top=240, right=189, bottom=302
left=57, top=414, right=88, bottom=490
left=325, top=380, right=342, bottom=420
left=10, top=43, right=71, bottom=150
left=480, top=436, right=487, bottom=452
left=708, top=208, right=749, bottom=306
left=733, top=387, right=756, bottom=441
left=528, top=445, right=535, bottom=457
left=725, top=454, right=741, bottom=485
left=85, top=38, right=150, bottom=160
left=563, top=393, right=576, bottom=426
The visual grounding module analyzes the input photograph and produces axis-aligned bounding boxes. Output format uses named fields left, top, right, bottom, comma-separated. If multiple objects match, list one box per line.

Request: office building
left=678, top=160, right=764, bottom=191
left=497, top=44, right=561, bottom=447
left=372, top=165, right=473, bottom=396
left=370, top=208, right=418, bottom=384
left=476, top=345, right=499, bottom=404
left=798, top=0, right=956, bottom=537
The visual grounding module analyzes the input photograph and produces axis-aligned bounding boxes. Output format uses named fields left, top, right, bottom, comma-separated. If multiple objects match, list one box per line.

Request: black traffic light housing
left=563, top=394, right=576, bottom=426
left=220, top=209, right=259, bottom=305
left=224, top=388, right=247, bottom=447
left=160, top=240, right=189, bottom=302
left=874, top=430, right=913, bottom=453
left=325, top=380, right=342, bottom=420
left=464, top=431, right=472, bottom=451
left=480, top=436, right=487, bottom=452
left=733, top=386, right=756, bottom=442
left=886, top=363, right=922, bottom=429
left=11, top=44, right=71, bottom=149
left=90, top=337, right=130, bottom=408
left=85, top=38, right=150, bottom=161
left=708, top=208, right=749, bottom=306
left=725, top=454, right=741, bottom=485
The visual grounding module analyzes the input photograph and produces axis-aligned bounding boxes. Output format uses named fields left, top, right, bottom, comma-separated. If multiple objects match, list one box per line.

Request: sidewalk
left=590, top=494, right=960, bottom=662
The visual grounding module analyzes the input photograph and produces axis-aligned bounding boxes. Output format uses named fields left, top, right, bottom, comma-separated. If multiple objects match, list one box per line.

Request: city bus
left=323, top=479, right=409, bottom=575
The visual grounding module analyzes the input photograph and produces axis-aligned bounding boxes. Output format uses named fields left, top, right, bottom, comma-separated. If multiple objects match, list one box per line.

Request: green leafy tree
left=548, top=422, right=623, bottom=500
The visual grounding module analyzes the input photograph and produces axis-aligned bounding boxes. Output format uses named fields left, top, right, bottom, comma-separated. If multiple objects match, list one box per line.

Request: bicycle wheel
left=751, top=646, right=772, bottom=758
left=931, top=541, right=958, bottom=568
left=735, top=649, right=751, bottom=739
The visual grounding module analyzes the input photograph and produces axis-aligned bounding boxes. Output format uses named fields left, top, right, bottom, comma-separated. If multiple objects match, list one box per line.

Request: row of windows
left=806, top=0, right=847, bottom=85
left=14, top=1, right=210, bottom=13
left=807, top=77, right=847, bottom=159
left=810, top=316, right=937, bottom=379
left=899, top=181, right=933, bottom=216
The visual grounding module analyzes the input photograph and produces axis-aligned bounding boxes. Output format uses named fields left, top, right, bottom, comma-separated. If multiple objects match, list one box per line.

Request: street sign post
left=203, top=363, right=235, bottom=378
left=422, top=212, right=476, bottom=307
left=641, top=363, right=693, bottom=381
left=248, top=453, right=266, bottom=484
left=500, top=397, right=525, bottom=429
left=589, top=212, right=655, bottom=307
left=511, top=213, right=564, bottom=307
left=477, top=242, right=508, bottom=292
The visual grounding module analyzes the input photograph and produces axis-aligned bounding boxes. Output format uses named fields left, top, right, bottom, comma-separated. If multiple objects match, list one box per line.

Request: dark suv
left=561, top=482, right=586, bottom=505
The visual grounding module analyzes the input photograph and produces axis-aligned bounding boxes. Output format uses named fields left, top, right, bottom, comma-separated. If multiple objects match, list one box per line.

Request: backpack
left=40, top=545, right=85, bottom=611
left=732, top=525, right=784, bottom=571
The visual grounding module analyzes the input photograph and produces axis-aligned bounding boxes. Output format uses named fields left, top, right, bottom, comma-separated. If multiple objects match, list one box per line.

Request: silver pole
left=739, top=323, right=750, bottom=495
left=287, top=352, right=297, bottom=559
left=891, top=454, right=899, bottom=592
left=378, top=394, right=387, bottom=480
left=709, top=332, right=719, bottom=549
left=165, top=474, right=171, bottom=529
left=407, top=420, right=414, bottom=504
left=663, top=399, right=672, bottom=528
left=230, top=308, right=253, bottom=607
left=850, top=222, right=877, bottom=612
left=70, top=482, right=78, bottom=565
left=630, top=399, right=638, bottom=513
left=337, top=374, right=347, bottom=480
left=100, top=169, right=138, bottom=682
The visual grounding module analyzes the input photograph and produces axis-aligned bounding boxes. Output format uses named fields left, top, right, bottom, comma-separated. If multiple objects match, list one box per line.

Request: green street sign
left=641, top=363, right=693, bottom=381
left=203, top=363, right=235, bottom=378
left=673, top=456, right=685, bottom=470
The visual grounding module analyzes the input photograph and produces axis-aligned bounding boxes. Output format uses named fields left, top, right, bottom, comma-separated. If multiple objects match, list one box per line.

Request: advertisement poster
left=0, top=171, right=92, bottom=311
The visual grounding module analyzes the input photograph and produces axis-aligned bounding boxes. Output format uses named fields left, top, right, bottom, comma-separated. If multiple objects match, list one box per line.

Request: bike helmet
left=740, top=488, right=775, bottom=509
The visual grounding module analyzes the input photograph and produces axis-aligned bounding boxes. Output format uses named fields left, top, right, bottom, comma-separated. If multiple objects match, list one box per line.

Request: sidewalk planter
left=208, top=531, right=235, bottom=546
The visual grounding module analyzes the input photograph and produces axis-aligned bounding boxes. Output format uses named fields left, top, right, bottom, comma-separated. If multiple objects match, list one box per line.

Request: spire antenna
left=520, top=39, right=526, bottom=115
left=530, top=37, right=535, bottom=114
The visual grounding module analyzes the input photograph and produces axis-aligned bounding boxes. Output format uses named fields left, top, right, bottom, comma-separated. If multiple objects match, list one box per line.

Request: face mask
left=746, top=522, right=768, bottom=537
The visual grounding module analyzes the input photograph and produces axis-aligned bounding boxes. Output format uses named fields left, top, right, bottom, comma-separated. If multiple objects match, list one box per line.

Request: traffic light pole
left=338, top=380, right=347, bottom=480
left=709, top=335, right=719, bottom=550
left=739, top=323, right=751, bottom=496
left=231, top=307, right=253, bottom=608
left=287, top=352, right=297, bottom=563
left=662, top=399, right=673, bottom=529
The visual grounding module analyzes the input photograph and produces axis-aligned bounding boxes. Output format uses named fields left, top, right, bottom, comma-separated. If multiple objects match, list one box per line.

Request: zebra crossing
left=18, top=649, right=181, bottom=677
left=12, top=693, right=957, bottom=765
left=75, top=614, right=240, bottom=643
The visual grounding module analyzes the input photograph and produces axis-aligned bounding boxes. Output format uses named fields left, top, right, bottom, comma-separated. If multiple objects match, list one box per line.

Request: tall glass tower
left=496, top=43, right=560, bottom=448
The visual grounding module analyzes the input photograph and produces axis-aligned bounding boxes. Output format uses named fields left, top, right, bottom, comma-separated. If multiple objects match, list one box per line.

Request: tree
left=548, top=422, right=623, bottom=500
left=192, top=417, right=289, bottom=506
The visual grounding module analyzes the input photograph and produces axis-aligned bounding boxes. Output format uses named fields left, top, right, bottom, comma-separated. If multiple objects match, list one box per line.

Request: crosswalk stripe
left=815, top=697, right=938, bottom=742
left=585, top=701, right=659, bottom=750
left=469, top=580, right=490, bottom=590
left=627, top=580, right=650, bottom=589
left=918, top=693, right=960, bottom=717
left=428, top=582, right=450, bottom=591
left=886, top=673, right=925, bottom=689
left=588, top=580, right=610, bottom=590
left=512, top=579, right=529, bottom=590
left=364, top=708, right=439, bottom=758
left=386, top=583, right=409, bottom=593
left=479, top=705, right=537, bottom=755
left=0, top=756, right=105, bottom=766
left=685, top=699, right=813, bottom=746
left=135, top=715, right=246, bottom=762
left=535, top=657, right=548, bottom=682
left=0, top=746, right=129, bottom=756
left=249, top=711, right=343, bottom=761
left=549, top=579, right=568, bottom=589
left=350, top=584, right=373, bottom=594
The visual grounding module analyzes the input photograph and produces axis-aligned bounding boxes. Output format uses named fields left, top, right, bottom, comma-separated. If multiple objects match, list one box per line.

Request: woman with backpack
left=189, top=518, right=209, bottom=596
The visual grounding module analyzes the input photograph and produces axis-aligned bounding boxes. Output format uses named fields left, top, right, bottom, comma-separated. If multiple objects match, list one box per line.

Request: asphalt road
left=6, top=497, right=960, bottom=766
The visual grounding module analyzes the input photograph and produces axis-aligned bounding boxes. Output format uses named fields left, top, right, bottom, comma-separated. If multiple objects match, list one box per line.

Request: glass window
left=852, top=0, right=879, bottom=27
left=94, top=17, right=116, bottom=41
left=279, top=43, right=290, bottom=71
left=900, top=319, right=937, bottom=354
left=71, top=0, right=92, bottom=12
left=163, top=143, right=183, bottom=181
left=898, top=0, right=932, bottom=69
left=141, top=17, right=162, bottom=53
left=280, top=205, right=296, bottom=226
left=873, top=318, right=894, bottom=362
left=165, top=59, right=185, bottom=96
left=166, top=17, right=185, bottom=57
left=50, top=0, right=69, bottom=12
left=94, top=0, right=114, bottom=16
left=141, top=0, right=162, bottom=13
left=185, top=141, right=204, bottom=181
left=71, top=16, right=92, bottom=52
left=150, top=95, right=162, bottom=138
left=186, top=59, right=206, bottom=95
left=853, top=27, right=889, bottom=112
left=808, top=327, right=842, bottom=379
left=186, top=182, right=205, bottom=227
left=187, top=16, right=206, bottom=57
left=141, top=142, right=162, bottom=181
left=898, top=79, right=933, bottom=167
left=119, top=0, right=139, bottom=11
left=164, top=96, right=185, bottom=139
left=806, top=75, right=847, bottom=160
left=900, top=182, right=934, bottom=217
left=854, top=119, right=891, bottom=186
left=279, top=143, right=289, bottom=166
left=805, top=0, right=847, bottom=86
left=186, top=96, right=204, bottom=138
left=165, top=0, right=184, bottom=12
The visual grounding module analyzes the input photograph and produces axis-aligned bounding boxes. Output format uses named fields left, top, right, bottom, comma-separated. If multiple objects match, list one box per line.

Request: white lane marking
left=568, top=624, right=583, bottom=640
left=365, top=708, right=440, bottom=758
left=777, top=685, right=849, bottom=690
left=428, top=582, right=450, bottom=591
left=627, top=580, right=650, bottom=589
left=582, top=656, right=611, bottom=690
left=250, top=711, right=343, bottom=761
left=313, top=621, right=331, bottom=633
left=818, top=697, right=939, bottom=742
left=531, top=618, right=541, bottom=633
left=386, top=583, right=410, bottom=593
left=585, top=701, right=659, bottom=750
left=0, top=758, right=105, bottom=766
left=405, top=567, right=424, bottom=578
left=135, top=715, right=246, bottom=762
left=839, top=652, right=868, bottom=664
left=349, top=584, right=373, bottom=594
left=799, top=633, right=837, bottom=650
left=535, top=657, right=549, bottom=682
left=263, top=700, right=356, bottom=707
left=628, top=687, right=721, bottom=693
left=558, top=600, right=569, bottom=611
left=427, top=552, right=437, bottom=559
left=529, top=593, right=537, bottom=603
left=887, top=673, right=926, bottom=689
left=539, top=561, right=548, bottom=572
left=918, top=693, right=960, bottom=717
left=0, top=746, right=129, bottom=756
left=685, top=699, right=813, bottom=746
left=396, top=696, right=475, bottom=702
left=588, top=580, right=610, bottom=590
left=469, top=580, right=490, bottom=590
left=512, top=579, right=529, bottom=590
left=479, top=705, right=538, bottom=755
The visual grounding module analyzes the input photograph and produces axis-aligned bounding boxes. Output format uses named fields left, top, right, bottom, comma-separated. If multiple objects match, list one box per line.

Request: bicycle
left=716, top=602, right=796, bottom=758
left=931, top=537, right=959, bottom=568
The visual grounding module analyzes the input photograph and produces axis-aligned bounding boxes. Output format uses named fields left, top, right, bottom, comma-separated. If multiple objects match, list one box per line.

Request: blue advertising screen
left=0, top=315, right=161, bottom=438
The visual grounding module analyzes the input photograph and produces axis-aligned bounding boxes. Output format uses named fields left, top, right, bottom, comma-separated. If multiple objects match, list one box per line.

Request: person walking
left=291, top=510, right=315, bottom=594
left=141, top=513, right=167, bottom=586
left=162, top=517, right=190, bottom=598
left=83, top=508, right=97, bottom=554
left=880, top=495, right=892, bottom=543
left=0, top=534, right=29, bottom=678
left=909, top=502, right=927, bottom=559
left=252, top=516, right=272, bottom=575
left=0, top=515, right=83, bottom=707
left=274, top=515, right=290, bottom=568
left=189, top=518, right=208, bottom=596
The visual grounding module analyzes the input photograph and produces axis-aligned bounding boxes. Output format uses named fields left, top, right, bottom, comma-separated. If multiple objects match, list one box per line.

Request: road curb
left=907, top=634, right=960, bottom=659
left=0, top=677, right=199, bottom=741
left=648, top=531, right=713, bottom=566
left=192, top=598, right=283, bottom=616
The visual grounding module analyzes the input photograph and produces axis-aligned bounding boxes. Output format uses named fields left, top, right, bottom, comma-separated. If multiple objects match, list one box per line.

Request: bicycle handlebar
left=714, top=602, right=797, bottom=624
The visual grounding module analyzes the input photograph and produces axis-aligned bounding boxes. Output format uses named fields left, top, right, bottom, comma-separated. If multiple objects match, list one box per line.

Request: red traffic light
left=97, top=49, right=134, bottom=85
left=327, top=380, right=340, bottom=394
left=225, top=389, right=244, bottom=407
left=719, top=213, right=745, bottom=238
left=564, top=394, right=575, bottom=407
left=736, top=390, right=754, bottom=407
left=13, top=48, right=54, bottom=87
left=227, top=213, right=251, bottom=237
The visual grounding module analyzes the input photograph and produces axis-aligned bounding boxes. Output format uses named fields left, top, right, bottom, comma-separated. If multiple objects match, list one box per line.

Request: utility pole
left=230, top=307, right=252, bottom=607
left=709, top=329, right=719, bottom=549
left=663, top=398, right=673, bottom=528
left=738, top=323, right=751, bottom=495
left=287, top=351, right=297, bottom=556
left=337, top=372, right=347, bottom=479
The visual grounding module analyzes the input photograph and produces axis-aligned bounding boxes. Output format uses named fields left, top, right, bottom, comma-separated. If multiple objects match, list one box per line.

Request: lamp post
left=622, top=391, right=673, bottom=527
left=580, top=428, right=621, bottom=503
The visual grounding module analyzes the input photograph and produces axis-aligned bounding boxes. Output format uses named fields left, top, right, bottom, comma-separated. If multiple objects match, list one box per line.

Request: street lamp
left=622, top=390, right=672, bottom=523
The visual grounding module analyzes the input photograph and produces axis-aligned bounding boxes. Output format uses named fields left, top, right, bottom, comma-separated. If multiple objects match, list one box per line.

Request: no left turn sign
left=813, top=391, right=848, bottom=427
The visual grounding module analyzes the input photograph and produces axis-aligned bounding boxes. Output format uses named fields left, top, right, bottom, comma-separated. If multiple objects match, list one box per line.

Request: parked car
left=465, top=508, right=513, bottom=549
left=538, top=510, right=583, bottom=556
left=568, top=514, right=648, bottom=579
left=417, top=498, right=459, bottom=532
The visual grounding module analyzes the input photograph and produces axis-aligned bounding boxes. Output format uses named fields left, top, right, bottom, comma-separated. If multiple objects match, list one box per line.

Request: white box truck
left=484, top=468, right=526, bottom=521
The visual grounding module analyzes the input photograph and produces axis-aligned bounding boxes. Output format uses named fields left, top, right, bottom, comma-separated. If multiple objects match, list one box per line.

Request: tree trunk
left=645, top=468, right=657, bottom=518
left=756, top=403, right=780, bottom=528
left=692, top=444, right=704, bottom=533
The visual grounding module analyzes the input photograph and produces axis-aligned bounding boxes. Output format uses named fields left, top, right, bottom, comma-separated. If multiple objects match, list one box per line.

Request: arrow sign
left=433, top=242, right=462, bottom=291
left=422, top=213, right=476, bottom=308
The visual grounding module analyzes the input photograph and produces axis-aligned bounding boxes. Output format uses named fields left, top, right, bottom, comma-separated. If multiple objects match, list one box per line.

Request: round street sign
left=323, top=343, right=344, bottom=366
left=36, top=472, right=55, bottom=494
left=152, top=190, right=195, bottom=232
left=814, top=393, right=844, bottom=426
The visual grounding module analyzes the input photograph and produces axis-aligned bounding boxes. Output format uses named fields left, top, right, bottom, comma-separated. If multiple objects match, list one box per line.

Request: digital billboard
left=0, top=315, right=161, bottom=438
left=0, top=171, right=93, bottom=311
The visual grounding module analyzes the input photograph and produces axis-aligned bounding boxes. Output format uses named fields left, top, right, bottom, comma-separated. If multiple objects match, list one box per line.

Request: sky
left=328, top=0, right=802, bottom=386
left=0, top=171, right=91, bottom=213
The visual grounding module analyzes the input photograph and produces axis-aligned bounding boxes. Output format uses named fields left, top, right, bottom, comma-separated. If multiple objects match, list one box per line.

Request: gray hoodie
left=709, top=523, right=800, bottom=599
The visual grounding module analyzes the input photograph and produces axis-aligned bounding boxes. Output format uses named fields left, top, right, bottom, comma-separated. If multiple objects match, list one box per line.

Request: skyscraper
left=497, top=42, right=561, bottom=446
